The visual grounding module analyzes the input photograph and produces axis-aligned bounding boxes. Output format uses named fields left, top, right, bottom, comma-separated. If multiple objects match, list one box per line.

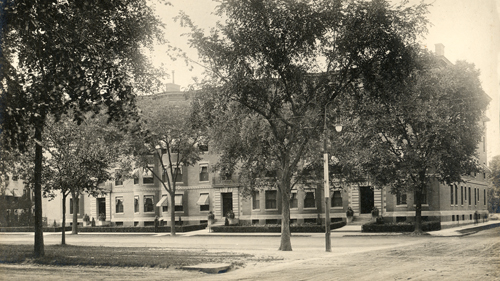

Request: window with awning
left=197, top=193, right=210, bottom=211
left=196, top=193, right=209, bottom=205
left=156, top=195, right=168, bottom=207
left=175, top=194, right=183, bottom=212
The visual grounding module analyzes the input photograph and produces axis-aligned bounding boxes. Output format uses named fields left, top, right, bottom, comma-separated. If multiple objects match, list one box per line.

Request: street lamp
left=324, top=106, right=342, bottom=252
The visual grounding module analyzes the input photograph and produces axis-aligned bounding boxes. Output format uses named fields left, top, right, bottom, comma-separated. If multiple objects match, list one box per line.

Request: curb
left=181, top=263, right=232, bottom=274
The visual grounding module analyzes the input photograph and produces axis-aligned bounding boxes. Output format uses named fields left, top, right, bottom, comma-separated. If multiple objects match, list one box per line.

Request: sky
left=149, top=0, right=500, bottom=163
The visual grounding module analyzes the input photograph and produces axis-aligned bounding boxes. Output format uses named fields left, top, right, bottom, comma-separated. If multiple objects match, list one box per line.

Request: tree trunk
left=34, top=125, right=44, bottom=257
left=61, top=193, right=67, bottom=245
left=169, top=192, right=176, bottom=236
left=414, top=185, right=423, bottom=234
left=71, top=193, right=79, bottom=234
left=279, top=186, right=292, bottom=251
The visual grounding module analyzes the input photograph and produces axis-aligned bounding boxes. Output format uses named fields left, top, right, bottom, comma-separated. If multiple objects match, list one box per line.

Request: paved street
left=0, top=221, right=498, bottom=280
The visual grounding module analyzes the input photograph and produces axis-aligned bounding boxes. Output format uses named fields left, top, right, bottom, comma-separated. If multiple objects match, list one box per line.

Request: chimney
left=435, top=43, right=445, bottom=56
left=172, top=70, right=175, bottom=84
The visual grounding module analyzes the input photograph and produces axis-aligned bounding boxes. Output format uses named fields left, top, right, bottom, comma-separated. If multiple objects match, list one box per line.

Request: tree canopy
left=188, top=0, right=429, bottom=250
left=43, top=112, right=127, bottom=242
left=1, top=0, right=164, bottom=257
left=340, top=53, right=490, bottom=232
left=128, top=94, right=203, bottom=235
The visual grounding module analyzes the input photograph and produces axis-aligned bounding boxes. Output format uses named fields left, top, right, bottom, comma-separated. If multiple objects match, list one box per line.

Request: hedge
left=78, top=224, right=207, bottom=233
left=0, top=224, right=206, bottom=233
left=0, top=226, right=72, bottom=232
left=211, top=221, right=346, bottom=233
left=362, top=221, right=441, bottom=233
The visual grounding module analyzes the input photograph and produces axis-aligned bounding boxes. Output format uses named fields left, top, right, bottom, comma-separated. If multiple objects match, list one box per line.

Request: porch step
left=349, top=215, right=373, bottom=225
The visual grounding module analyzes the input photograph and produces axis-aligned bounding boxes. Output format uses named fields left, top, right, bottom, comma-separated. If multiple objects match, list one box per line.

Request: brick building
left=43, top=45, right=490, bottom=228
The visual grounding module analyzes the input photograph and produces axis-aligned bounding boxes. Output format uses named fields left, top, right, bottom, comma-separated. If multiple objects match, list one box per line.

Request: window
left=455, top=185, right=458, bottom=206
left=450, top=186, right=454, bottom=205
left=175, top=194, right=183, bottom=212
left=474, top=188, right=477, bottom=205
left=461, top=186, right=464, bottom=205
left=197, top=193, right=210, bottom=211
left=468, top=187, right=471, bottom=205
left=290, top=192, right=298, bottom=209
left=134, top=196, right=139, bottom=213
left=199, top=165, right=209, bottom=182
left=115, top=196, right=124, bottom=213
left=199, top=143, right=208, bottom=152
left=332, top=190, right=342, bottom=207
left=265, top=190, right=277, bottom=209
left=143, top=166, right=154, bottom=184
left=252, top=192, right=260, bottom=210
left=115, top=169, right=123, bottom=186
left=174, top=167, right=183, bottom=183
left=304, top=192, right=316, bottom=208
left=484, top=189, right=486, bottom=205
left=397, top=191, right=407, bottom=205
left=156, top=195, right=168, bottom=212
left=221, top=171, right=232, bottom=180
left=132, top=168, right=139, bottom=185
left=144, top=195, right=154, bottom=212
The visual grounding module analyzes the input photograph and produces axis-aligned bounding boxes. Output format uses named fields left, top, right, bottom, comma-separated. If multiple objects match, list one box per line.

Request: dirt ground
left=1, top=227, right=499, bottom=281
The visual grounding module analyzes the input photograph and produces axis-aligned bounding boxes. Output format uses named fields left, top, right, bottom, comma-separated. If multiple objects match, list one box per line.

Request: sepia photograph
left=1, top=0, right=499, bottom=280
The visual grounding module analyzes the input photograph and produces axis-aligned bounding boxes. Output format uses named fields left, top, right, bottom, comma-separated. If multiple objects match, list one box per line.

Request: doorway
left=221, top=193, right=232, bottom=217
left=359, top=186, right=374, bottom=214
left=97, top=198, right=106, bottom=218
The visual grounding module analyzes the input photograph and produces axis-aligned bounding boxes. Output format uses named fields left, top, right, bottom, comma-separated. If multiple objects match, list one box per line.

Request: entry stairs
left=349, top=214, right=373, bottom=226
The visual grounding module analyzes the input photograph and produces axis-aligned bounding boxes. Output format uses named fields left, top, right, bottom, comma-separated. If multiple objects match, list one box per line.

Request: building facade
left=42, top=45, right=490, bottom=228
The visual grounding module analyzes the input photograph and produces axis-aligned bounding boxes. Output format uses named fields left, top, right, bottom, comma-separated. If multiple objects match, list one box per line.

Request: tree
left=488, top=155, right=500, bottom=213
left=0, top=137, right=38, bottom=228
left=1, top=0, right=163, bottom=257
left=129, top=95, right=203, bottom=236
left=187, top=0, right=428, bottom=250
left=345, top=54, right=490, bottom=233
left=42, top=113, right=126, bottom=244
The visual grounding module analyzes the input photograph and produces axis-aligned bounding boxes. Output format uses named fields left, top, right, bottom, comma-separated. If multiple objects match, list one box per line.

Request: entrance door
left=359, top=186, right=374, bottom=214
left=221, top=193, right=232, bottom=217
left=97, top=198, right=106, bottom=217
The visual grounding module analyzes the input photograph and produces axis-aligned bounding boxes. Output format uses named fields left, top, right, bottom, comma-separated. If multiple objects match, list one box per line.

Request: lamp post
left=323, top=105, right=342, bottom=252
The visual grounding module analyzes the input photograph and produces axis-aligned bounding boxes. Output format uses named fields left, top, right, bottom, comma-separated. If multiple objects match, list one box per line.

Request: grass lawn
left=0, top=244, right=252, bottom=269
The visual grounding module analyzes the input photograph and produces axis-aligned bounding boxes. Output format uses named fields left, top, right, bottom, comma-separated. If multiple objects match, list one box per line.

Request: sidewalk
left=182, top=220, right=500, bottom=238
left=429, top=220, right=500, bottom=237
left=4, top=220, right=497, bottom=238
